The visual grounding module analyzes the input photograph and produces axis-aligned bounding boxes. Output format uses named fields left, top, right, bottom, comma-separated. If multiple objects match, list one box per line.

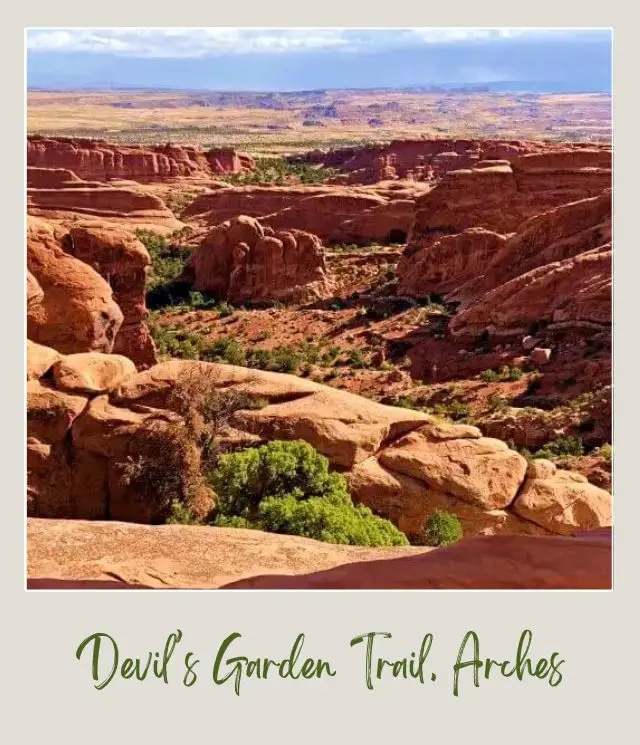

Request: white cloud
left=26, top=27, right=598, bottom=58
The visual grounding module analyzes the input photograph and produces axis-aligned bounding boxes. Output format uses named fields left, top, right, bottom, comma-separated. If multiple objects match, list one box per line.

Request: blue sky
left=26, top=28, right=612, bottom=92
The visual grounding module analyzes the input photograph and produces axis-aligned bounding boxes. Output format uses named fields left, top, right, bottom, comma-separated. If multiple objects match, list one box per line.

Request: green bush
left=479, top=369, right=500, bottom=383
left=258, top=494, right=408, bottom=547
left=166, top=499, right=200, bottom=525
left=480, top=366, right=524, bottom=383
left=208, top=440, right=408, bottom=547
left=598, top=443, right=612, bottom=463
left=534, top=435, right=584, bottom=460
left=218, top=301, right=235, bottom=318
left=423, top=511, right=464, bottom=547
left=219, top=157, right=336, bottom=186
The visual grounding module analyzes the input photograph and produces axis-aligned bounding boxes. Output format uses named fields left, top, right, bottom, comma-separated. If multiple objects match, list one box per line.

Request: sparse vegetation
left=220, top=157, right=337, bottom=185
left=479, top=366, right=524, bottom=383
left=423, top=511, right=464, bottom=547
left=598, top=443, right=612, bottom=463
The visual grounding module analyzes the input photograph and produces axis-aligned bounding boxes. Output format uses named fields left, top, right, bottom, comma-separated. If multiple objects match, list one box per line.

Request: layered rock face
left=27, top=136, right=255, bottom=182
left=27, top=169, right=183, bottom=234
left=184, top=215, right=333, bottom=304
left=26, top=353, right=612, bottom=539
left=293, top=138, right=610, bottom=184
left=183, top=183, right=428, bottom=245
left=401, top=150, right=610, bottom=263
left=27, top=218, right=156, bottom=367
left=398, top=151, right=612, bottom=339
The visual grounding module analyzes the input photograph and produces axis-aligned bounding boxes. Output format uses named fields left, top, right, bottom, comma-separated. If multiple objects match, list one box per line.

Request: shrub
left=166, top=499, right=200, bottom=525
left=433, top=400, right=471, bottom=422
left=534, top=435, right=584, bottom=460
left=423, top=511, right=464, bottom=547
left=500, top=365, right=524, bottom=382
left=258, top=494, right=408, bottom=547
left=346, top=349, right=368, bottom=369
left=487, top=395, right=510, bottom=412
left=209, top=440, right=408, bottom=546
left=480, top=366, right=523, bottom=383
left=211, top=514, right=257, bottom=530
left=480, top=369, right=500, bottom=383
left=268, top=346, right=303, bottom=374
left=598, top=443, right=612, bottom=463
left=218, top=301, right=235, bottom=318
left=205, top=337, right=247, bottom=366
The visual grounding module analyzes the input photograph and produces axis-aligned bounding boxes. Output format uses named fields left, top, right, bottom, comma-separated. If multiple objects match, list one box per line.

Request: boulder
left=347, top=456, right=546, bottom=540
left=27, top=340, right=61, bottom=381
left=27, top=217, right=123, bottom=354
left=52, top=353, right=136, bottom=394
left=377, top=423, right=528, bottom=509
left=531, top=347, right=552, bottom=365
left=513, top=460, right=612, bottom=535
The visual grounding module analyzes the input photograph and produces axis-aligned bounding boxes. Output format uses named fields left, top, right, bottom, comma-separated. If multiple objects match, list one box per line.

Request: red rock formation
left=294, top=137, right=610, bottom=184
left=27, top=518, right=425, bottom=589
left=27, top=166, right=82, bottom=188
left=185, top=215, right=332, bottom=304
left=26, top=519, right=610, bottom=590
left=224, top=528, right=612, bottom=589
left=404, top=153, right=610, bottom=252
left=25, top=354, right=610, bottom=536
left=27, top=174, right=183, bottom=234
left=27, top=136, right=254, bottom=182
left=449, top=244, right=611, bottom=337
left=27, top=217, right=123, bottom=354
left=397, top=155, right=611, bottom=340
left=64, top=227, right=158, bottom=368
left=184, top=183, right=426, bottom=245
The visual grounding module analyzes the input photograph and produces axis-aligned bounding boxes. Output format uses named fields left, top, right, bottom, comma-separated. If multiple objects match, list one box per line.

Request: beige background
left=5, top=4, right=635, bottom=742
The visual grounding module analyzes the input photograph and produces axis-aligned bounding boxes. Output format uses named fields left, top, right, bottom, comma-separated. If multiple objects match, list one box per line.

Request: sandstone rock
left=27, top=379, right=88, bottom=444
left=183, top=184, right=421, bottom=245
left=347, top=456, right=546, bottom=541
left=298, top=137, right=583, bottom=184
left=25, top=357, right=611, bottom=535
left=64, top=226, right=157, bottom=367
left=531, top=347, right=552, bottom=365
left=27, top=270, right=44, bottom=311
left=453, top=190, right=612, bottom=305
left=27, top=518, right=424, bottom=589
left=225, top=528, right=612, bottom=590
left=185, top=215, right=332, bottom=304
left=522, top=335, right=540, bottom=350
left=27, top=340, right=61, bottom=380
left=398, top=228, right=507, bottom=297
left=378, top=423, right=528, bottom=509
left=52, top=353, right=136, bottom=394
left=27, top=136, right=254, bottom=182
left=449, top=245, right=611, bottom=336
left=513, top=460, right=612, bottom=535
left=27, top=217, right=124, bottom=354
left=401, top=161, right=610, bottom=306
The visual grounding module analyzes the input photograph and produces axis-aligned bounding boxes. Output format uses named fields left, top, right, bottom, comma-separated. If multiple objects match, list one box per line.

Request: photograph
left=25, top=27, right=612, bottom=590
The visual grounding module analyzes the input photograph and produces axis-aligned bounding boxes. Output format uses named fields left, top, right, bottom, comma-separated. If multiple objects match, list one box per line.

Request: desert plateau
left=26, top=32, right=613, bottom=590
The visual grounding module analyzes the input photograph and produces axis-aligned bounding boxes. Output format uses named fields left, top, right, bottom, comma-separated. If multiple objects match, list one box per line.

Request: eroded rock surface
left=185, top=215, right=332, bottom=304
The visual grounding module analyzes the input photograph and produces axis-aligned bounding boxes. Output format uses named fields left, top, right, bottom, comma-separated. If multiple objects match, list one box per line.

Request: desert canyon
left=26, top=89, right=613, bottom=589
